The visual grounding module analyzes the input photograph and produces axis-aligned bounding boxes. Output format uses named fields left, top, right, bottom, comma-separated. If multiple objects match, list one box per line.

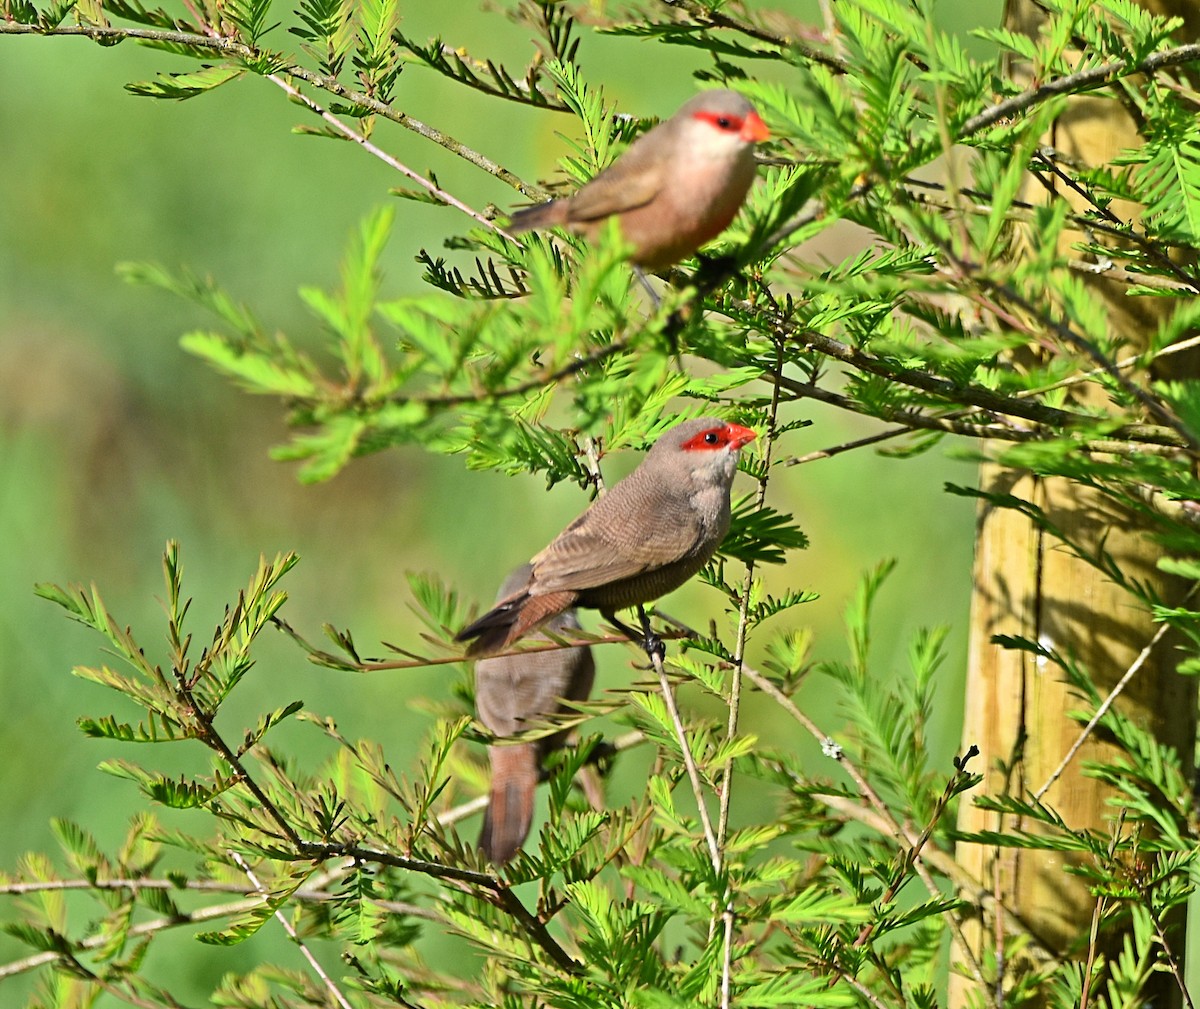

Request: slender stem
left=57, top=950, right=187, bottom=1009
left=649, top=649, right=721, bottom=871
left=267, top=74, right=513, bottom=238
left=657, top=0, right=846, bottom=72
left=232, top=852, right=355, bottom=1009
left=391, top=339, right=632, bottom=408
left=717, top=344, right=783, bottom=1007
left=1149, top=905, right=1195, bottom=1009
left=1033, top=607, right=1184, bottom=801
left=0, top=893, right=272, bottom=981
left=960, top=44, right=1200, bottom=138
left=582, top=434, right=608, bottom=494
left=783, top=329, right=1200, bottom=467
left=0, top=22, right=540, bottom=196
left=750, top=321, right=1194, bottom=454
left=0, top=874, right=442, bottom=982
left=824, top=962, right=895, bottom=1009
left=273, top=615, right=685, bottom=672
left=740, top=661, right=989, bottom=989
left=849, top=754, right=978, bottom=952
left=979, top=277, right=1199, bottom=450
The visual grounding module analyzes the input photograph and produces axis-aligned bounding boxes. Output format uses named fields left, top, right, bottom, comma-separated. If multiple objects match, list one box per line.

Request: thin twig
left=823, top=962, right=896, bottom=1009
left=0, top=893, right=270, bottom=980
left=742, top=665, right=907, bottom=840
left=650, top=650, right=722, bottom=871
left=582, top=434, right=607, bottom=495
left=657, top=0, right=846, bottom=72
left=405, top=339, right=631, bottom=409
left=171, top=638, right=583, bottom=977
left=980, top=278, right=1200, bottom=450
left=283, top=841, right=580, bottom=973
left=742, top=664, right=989, bottom=989
left=762, top=180, right=872, bottom=251
left=903, top=173, right=1200, bottom=292
left=0, top=876, right=444, bottom=982
left=1033, top=617, right=1176, bottom=801
left=267, top=74, right=513, bottom=239
left=960, top=44, right=1200, bottom=138
left=232, top=852, right=355, bottom=1009
left=57, top=950, right=189, bottom=1009
left=273, top=615, right=686, bottom=672
left=0, top=22, right=540, bottom=197
left=769, top=371, right=1046, bottom=441
left=717, top=346, right=783, bottom=1009
left=849, top=752, right=978, bottom=951
left=783, top=329, right=1200, bottom=467
left=1081, top=812, right=1125, bottom=1009
left=751, top=321, right=1195, bottom=454
left=784, top=426, right=915, bottom=466
left=172, top=672, right=305, bottom=849
left=1149, top=904, right=1196, bottom=1009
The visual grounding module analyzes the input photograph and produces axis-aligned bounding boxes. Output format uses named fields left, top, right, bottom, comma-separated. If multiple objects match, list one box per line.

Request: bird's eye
left=704, top=431, right=720, bottom=444
left=715, top=117, right=733, bottom=129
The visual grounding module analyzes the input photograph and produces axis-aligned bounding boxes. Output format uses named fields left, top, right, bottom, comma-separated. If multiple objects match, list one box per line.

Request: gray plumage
left=475, top=565, right=595, bottom=864
left=508, top=90, right=767, bottom=270
left=457, top=417, right=756, bottom=656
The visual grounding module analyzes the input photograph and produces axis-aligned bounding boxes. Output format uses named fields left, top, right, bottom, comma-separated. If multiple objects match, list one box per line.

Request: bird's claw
left=636, top=606, right=666, bottom=662
left=642, top=631, right=666, bottom=663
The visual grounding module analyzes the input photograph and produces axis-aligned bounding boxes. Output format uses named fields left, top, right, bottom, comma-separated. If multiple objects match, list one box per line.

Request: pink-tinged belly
left=616, top=155, right=757, bottom=269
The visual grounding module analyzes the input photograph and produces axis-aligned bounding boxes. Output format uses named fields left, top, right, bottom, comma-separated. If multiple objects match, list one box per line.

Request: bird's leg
left=603, top=609, right=644, bottom=646
left=603, top=608, right=666, bottom=661
left=632, top=266, right=662, bottom=309
left=636, top=606, right=666, bottom=662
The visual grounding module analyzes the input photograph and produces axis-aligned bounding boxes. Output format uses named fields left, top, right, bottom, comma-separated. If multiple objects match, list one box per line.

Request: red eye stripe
left=693, top=108, right=770, bottom=142
left=680, top=423, right=757, bottom=452
left=694, top=110, right=744, bottom=134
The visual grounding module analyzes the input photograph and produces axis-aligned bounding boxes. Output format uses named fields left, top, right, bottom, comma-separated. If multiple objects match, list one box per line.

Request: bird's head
left=677, top=90, right=770, bottom=157
left=654, top=416, right=757, bottom=485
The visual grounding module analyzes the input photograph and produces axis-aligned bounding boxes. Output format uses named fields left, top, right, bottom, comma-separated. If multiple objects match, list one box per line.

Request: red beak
left=727, top=423, right=757, bottom=448
left=741, top=111, right=770, bottom=143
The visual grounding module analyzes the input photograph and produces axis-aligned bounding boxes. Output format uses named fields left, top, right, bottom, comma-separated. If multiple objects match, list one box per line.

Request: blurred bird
left=475, top=565, right=595, bottom=864
left=508, top=90, right=769, bottom=271
left=456, top=417, right=757, bottom=657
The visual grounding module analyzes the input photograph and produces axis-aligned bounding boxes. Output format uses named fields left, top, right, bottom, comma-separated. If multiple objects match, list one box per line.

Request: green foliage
left=6, top=0, right=1200, bottom=1007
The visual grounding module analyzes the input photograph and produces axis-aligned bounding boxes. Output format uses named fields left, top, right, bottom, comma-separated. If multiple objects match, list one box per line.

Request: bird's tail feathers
left=457, top=589, right=578, bottom=657
left=507, top=200, right=568, bottom=234
left=480, top=743, right=539, bottom=864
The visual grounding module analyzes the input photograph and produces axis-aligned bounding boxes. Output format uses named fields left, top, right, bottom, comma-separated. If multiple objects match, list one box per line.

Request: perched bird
left=456, top=417, right=757, bottom=657
left=508, top=90, right=769, bottom=271
left=475, top=566, right=596, bottom=865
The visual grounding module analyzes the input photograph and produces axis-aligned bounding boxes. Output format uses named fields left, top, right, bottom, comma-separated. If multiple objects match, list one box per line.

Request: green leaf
left=720, top=499, right=808, bottom=566
left=179, top=331, right=319, bottom=398
left=126, top=65, right=245, bottom=100
left=197, top=867, right=311, bottom=945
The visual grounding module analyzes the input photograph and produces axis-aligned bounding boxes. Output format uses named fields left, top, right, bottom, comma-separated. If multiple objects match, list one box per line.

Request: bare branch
left=268, top=74, right=514, bottom=238
left=657, top=0, right=847, bottom=73
left=0, top=22, right=541, bottom=197
left=960, top=43, right=1200, bottom=138
left=232, top=852, right=355, bottom=1009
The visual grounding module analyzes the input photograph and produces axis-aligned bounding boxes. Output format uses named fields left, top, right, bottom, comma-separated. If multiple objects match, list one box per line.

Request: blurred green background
left=0, top=1, right=995, bottom=1000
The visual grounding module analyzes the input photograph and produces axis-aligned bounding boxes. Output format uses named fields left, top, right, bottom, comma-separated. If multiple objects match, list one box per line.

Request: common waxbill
left=456, top=417, right=757, bottom=657
left=509, top=90, right=769, bottom=271
left=475, top=565, right=596, bottom=864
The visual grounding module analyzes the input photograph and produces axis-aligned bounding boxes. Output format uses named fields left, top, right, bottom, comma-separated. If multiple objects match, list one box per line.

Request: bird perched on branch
left=508, top=90, right=769, bottom=271
left=474, top=565, right=595, bottom=865
left=456, top=417, right=757, bottom=658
